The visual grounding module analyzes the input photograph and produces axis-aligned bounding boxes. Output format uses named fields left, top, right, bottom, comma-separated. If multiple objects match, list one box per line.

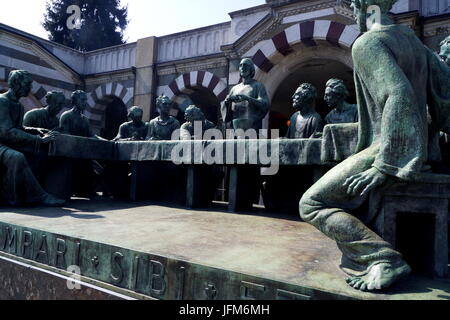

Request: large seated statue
left=114, top=106, right=148, bottom=141
left=180, top=105, right=215, bottom=140
left=23, top=91, right=66, bottom=131
left=146, top=95, right=180, bottom=140
left=286, top=83, right=324, bottom=139
left=300, top=0, right=450, bottom=291
left=0, top=70, right=64, bottom=206
left=324, top=78, right=358, bottom=124
left=221, top=58, right=269, bottom=131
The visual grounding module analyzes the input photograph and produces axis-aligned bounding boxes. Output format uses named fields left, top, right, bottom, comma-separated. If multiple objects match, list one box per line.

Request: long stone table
left=40, top=124, right=359, bottom=211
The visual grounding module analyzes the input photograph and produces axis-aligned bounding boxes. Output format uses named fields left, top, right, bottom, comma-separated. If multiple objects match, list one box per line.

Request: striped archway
left=164, top=71, right=228, bottom=103
left=246, top=20, right=361, bottom=74
left=86, top=82, right=134, bottom=125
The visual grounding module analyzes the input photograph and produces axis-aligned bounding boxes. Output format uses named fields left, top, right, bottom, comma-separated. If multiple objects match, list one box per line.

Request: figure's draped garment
left=0, top=94, right=47, bottom=205
left=300, top=24, right=450, bottom=274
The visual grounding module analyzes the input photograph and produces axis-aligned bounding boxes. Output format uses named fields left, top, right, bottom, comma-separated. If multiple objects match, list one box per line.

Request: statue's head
left=239, top=58, right=256, bottom=79
left=45, top=91, right=66, bottom=116
left=128, top=106, right=144, bottom=122
left=439, top=36, right=450, bottom=67
left=324, top=79, right=349, bottom=108
left=292, top=83, right=317, bottom=111
left=184, top=105, right=205, bottom=122
left=8, top=70, right=33, bottom=98
left=350, top=0, right=397, bottom=31
left=156, top=95, right=172, bottom=115
left=71, top=90, right=88, bottom=110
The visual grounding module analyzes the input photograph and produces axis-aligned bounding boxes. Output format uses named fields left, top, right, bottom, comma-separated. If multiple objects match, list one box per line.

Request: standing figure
left=180, top=105, right=215, bottom=140
left=324, top=79, right=358, bottom=124
left=221, top=58, right=269, bottom=131
left=23, top=91, right=66, bottom=131
left=300, top=0, right=450, bottom=291
left=146, top=95, right=180, bottom=140
left=0, top=70, right=64, bottom=206
left=286, top=83, right=324, bottom=139
left=114, top=106, right=148, bottom=141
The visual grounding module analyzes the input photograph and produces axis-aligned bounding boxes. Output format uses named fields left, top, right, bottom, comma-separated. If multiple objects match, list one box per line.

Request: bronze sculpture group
left=2, top=0, right=450, bottom=294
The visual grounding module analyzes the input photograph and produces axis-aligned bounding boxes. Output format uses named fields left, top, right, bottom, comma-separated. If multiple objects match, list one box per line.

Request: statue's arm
left=353, top=36, right=426, bottom=179
left=0, top=103, right=40, bottom=145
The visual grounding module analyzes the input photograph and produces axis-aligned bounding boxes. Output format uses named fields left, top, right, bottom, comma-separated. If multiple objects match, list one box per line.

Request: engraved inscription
left=2, top=226, right=17, bottom=254
left=35, top=234, right=49, bottom=264
left=21, top=231, right=33, bottom=259
left=149, top=260, right=166, bottom=296
left=276, top=289, right=311, bottom=300
left=55, top=238, right=67, bottom=269
left=110, top=252, right=124, bottom=284
left=240, top=281, right=265, bottom=300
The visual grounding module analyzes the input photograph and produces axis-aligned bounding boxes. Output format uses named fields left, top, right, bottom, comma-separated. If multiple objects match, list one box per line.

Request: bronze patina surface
left=0, top=200, right=448, bottom=300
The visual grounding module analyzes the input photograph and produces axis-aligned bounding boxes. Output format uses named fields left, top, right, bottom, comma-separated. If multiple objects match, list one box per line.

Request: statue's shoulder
left=171, top=117, right=181, bottom=127
left=0, top=93, right=10, bottom=107
left=25, top=108, right=45, bottom=116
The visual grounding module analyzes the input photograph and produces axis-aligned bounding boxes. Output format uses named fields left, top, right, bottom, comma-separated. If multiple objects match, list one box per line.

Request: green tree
left=42, top=0, right=129, bottom=51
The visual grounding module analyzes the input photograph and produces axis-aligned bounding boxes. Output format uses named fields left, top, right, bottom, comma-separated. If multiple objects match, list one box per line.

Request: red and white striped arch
left=247, top=20, right=361, bottom=73
left=165, top=71, right=228, bottom=102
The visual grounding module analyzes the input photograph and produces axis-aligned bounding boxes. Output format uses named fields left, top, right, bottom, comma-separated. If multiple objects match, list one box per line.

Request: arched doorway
left=165, top=71, right=228, bottom=126
left=170, top=87, right=221, bottom=126
left=270, top=58, right=354, bottom=136
left=98, top=96, right=128, bottom=140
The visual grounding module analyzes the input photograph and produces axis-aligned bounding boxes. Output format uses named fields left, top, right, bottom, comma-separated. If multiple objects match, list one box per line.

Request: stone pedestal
left=380, top=182, right=450, bottom=278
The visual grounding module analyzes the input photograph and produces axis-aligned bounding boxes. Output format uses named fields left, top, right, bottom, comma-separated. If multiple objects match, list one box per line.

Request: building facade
left=0, top=0, right=449, bottom=137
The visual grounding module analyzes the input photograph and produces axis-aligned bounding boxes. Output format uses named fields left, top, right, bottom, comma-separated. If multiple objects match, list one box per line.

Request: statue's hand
left=343, top=167, right=387, bottom=197
left=40, top=131, right=59, bottom=144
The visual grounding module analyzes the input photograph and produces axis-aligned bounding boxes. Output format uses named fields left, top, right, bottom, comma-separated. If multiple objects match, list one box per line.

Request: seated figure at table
left=114, top=106, right=148, bottom=141
left=59, top=90, right=97, bottom=138
left=146, top=95, right=180, bottom=140
left=180, top=105, right=215, bottom=140
left=286, top=83, right=324, bottom=139
left=439, top=35, right=450, bottom=67
left=221, top=58, right=269, bottom=131
left=23, top=91, right=66, bottom=131
left=59, top=90, right=104, bottom=197
left=0, top=70, right=64, bottom=206
left=324, top=79, right=358, bottom=125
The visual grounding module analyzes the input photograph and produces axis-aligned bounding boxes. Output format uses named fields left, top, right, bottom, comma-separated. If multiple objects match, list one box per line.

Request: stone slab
left=0, top=200, right=449, bottom=300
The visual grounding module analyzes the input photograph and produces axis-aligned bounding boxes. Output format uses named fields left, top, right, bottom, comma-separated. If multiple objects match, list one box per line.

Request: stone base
left=0, top=199, right=449, bottom=300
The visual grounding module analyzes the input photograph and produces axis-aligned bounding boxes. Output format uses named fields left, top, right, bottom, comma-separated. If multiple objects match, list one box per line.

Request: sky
left=0, top=0, right=267, bottom=42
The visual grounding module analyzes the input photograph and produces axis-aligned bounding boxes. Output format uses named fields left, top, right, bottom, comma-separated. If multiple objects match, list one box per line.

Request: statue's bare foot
left=345, top=261, right=411, bottom=291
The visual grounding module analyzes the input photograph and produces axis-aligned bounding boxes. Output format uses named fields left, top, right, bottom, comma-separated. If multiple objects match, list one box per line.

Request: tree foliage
left=43, top=0, right=129, bottom=51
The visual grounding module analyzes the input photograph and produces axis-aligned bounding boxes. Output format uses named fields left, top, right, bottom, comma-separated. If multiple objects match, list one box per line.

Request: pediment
left=222, top=1, right=356, bottom=58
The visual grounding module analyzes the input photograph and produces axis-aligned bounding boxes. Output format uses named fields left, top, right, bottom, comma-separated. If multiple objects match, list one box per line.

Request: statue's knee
left=7, top=151, right=27, bottom=167
left=299, top=191, right=315, bottom=221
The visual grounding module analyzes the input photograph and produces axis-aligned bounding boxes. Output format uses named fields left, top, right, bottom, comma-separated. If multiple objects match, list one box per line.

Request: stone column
left=134, top=36, right=157, bottom=122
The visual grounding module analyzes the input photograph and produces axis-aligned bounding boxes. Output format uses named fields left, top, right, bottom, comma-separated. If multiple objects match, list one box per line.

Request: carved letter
left=2, top=227, right=17, bottom=254
left=21, top=231, right=33, bottom=259
left=110, top=252, right=124, bottom=284
left=240, top=281, right=265, bottom=300
left=149, top=260, right=166, bottom=296
left=35, top=234, right=49, bottom=264
left=55, top=238, right=67, bottom=269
